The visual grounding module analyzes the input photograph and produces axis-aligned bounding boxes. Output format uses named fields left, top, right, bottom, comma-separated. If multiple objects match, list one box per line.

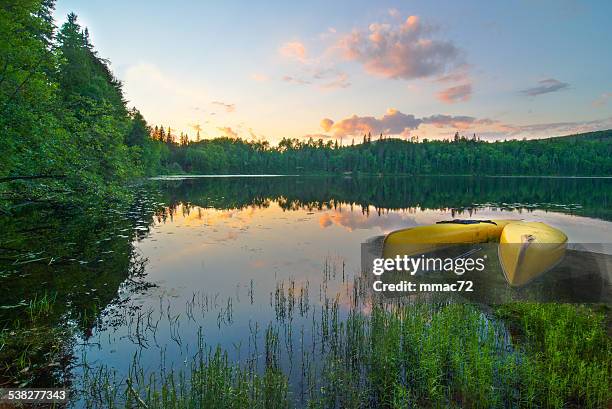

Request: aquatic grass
left=81, top=342, right=289, bottom=409
left=495, top=303, right=612, bottom=409
left=0, top=291, right=74, bottom=387
left=77, top=301, right=611, bottom=408
left=26, top=291, right=56, bottom=320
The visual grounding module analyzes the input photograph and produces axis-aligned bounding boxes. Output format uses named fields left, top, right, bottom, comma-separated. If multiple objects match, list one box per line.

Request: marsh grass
left=82, top=334, right=289, bottom=409
left=0, top=291, right=72, bottom=388
left=78, top=300, right=611, bottom=409
left=495, top=303, right=612, bottom=408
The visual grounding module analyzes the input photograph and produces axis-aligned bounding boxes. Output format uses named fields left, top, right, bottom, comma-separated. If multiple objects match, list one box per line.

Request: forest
left=0, top=1, right=164, bottom=208
left=157, top=129, right=612, bottom=177
left=1, top=1, right=611, bottom=211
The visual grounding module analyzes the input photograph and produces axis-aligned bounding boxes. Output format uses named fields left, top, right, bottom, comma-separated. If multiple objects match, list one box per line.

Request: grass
left=82, top=331, right=289, bottom=409
left=495, top=303, right=612, bottom=408
left=0, top=292, right=72, bottom=388
left=78, top=302, right=611, bottom=409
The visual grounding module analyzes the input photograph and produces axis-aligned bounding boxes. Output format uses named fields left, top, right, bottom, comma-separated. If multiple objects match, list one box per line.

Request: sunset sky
left=54, top=0, right=612, bottom=143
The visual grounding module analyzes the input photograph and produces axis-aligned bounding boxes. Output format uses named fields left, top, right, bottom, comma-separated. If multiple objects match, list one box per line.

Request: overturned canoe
left=498, top=222, right=567, bottom=287
left=383, top=219, right=515, bottom=258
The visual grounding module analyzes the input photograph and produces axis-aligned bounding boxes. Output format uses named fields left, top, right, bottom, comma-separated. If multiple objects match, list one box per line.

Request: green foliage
left=161, top=130, right=612, bottom=177
left=79, top=303, right=611, bottom=408
left=0, top=1, right=163, bottom=209
left=1, top=1, right=610, bottom=213
left=495, top=303, right=612, bottom=408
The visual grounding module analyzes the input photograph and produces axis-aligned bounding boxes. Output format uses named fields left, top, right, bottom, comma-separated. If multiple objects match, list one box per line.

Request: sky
left=53, top=0, right=612, bottom=143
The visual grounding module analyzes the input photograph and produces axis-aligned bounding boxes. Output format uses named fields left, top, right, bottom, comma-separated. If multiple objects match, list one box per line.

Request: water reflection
left=0, top=176, right=610, bottom=402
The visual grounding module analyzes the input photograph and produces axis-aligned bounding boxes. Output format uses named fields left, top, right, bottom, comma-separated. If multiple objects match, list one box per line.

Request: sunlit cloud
left=322, top=109, right=423, bottom=137
left=320, top=118, right=334, bottom=132
left=318, top=108, right=611, bottom=140
left=437, top=83, right=472, bottom=103
left=217, top=126, right=238, bottom=138
left=320, top=108, right=423, bottom=138
left=279, top=41, right=308, bottom=62
left=336, top=15, right=461, bottom=80
left=520, top=78, right=569, bottom=96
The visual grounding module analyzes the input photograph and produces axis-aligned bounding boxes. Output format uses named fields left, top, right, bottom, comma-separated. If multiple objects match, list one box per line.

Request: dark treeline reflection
left=155, top=176, right=612, bottom=221
left=0, top=189, right=161, bottom=387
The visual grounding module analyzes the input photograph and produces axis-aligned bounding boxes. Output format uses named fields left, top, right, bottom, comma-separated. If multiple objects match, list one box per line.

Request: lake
left=0, top=175, right=610, bottom=407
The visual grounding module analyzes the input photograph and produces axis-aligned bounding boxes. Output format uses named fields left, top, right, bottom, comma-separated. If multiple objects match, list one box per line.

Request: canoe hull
left=498, top=222, right=567, bottom=287
left=383, top=219, right=516, bottom=258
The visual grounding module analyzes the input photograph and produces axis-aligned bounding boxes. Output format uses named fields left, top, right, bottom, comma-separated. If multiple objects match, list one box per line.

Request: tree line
left=1, top=1, right=611, bottom=210
left=157, top=130, right=612, bottom=177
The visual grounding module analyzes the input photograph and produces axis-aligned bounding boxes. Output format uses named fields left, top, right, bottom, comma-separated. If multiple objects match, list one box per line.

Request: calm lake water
left=1, top=176, right=611, bottom=405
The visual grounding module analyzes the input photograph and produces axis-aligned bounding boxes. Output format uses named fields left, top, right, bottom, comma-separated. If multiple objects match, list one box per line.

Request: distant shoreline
left=150, top=174, right=612, bottom=180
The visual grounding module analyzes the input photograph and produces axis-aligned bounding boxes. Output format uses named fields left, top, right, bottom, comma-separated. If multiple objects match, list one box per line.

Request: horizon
left=150, top=126, right=612, bottom=147
left=52, top=0, right=612, bottom=143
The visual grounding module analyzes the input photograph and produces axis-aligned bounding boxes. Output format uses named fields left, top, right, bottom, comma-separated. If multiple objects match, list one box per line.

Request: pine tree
left=166, top=127, right=173, bottom=145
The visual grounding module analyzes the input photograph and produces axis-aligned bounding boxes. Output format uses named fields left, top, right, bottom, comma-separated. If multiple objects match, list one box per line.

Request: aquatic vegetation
left=0, top=292, right=72, bottom=388
left=77, top=301, right=611, bottom=409
left=495, top=303, right=612, bottom=408
left=2, top=178, right=611, bottom=408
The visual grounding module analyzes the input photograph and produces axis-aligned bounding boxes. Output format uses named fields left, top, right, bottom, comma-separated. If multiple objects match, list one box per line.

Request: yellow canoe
left=498, top=222, right=567, bottom=287
left=383, top=219, right=516, bottom=258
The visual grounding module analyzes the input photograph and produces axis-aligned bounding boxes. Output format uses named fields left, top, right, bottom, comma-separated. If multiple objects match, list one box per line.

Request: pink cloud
left=322, top=108, right=421, bottom=137
left=437, top=83, right=472, bottom=103
left=318, top=109, right=612, bottom=141
left=320, top=118, right=334, bottom=132
left=217, top=126, right=238, bottom=138
left=279, top=41, right=307, bottom=62
left=320, top=109, right=507, bottom=138
left=337, top=15, right=461, bottom=80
